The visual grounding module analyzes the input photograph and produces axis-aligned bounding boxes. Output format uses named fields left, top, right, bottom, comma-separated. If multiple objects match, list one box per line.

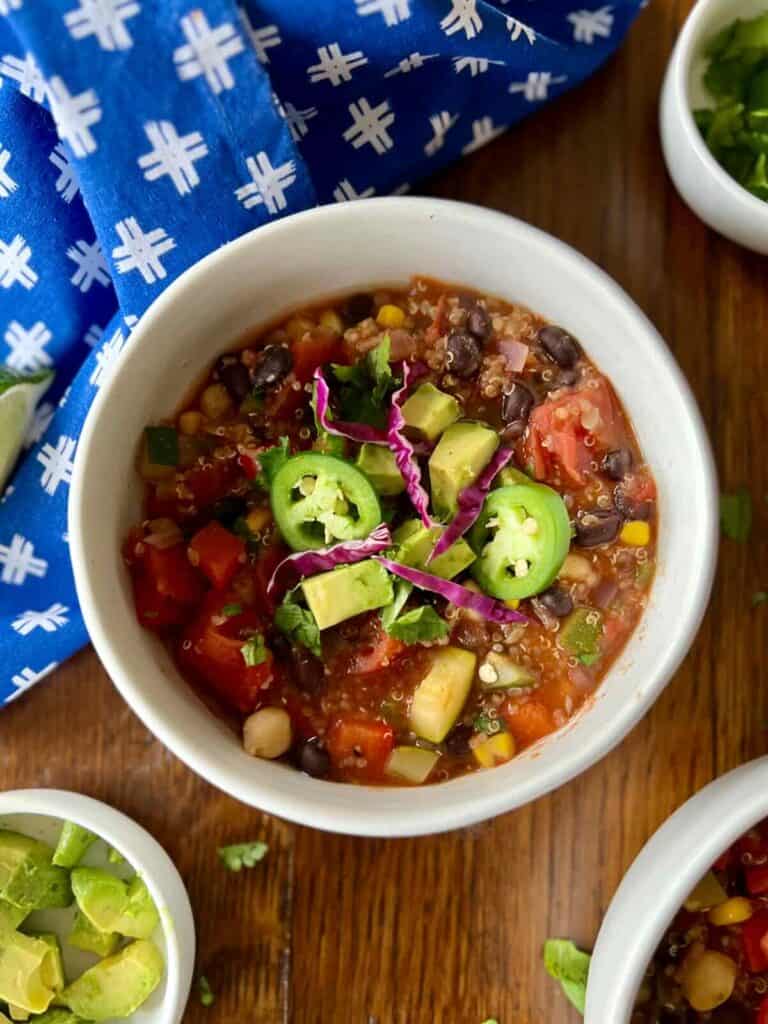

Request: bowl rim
left=668, top=0, right=768, bottom=219
left=69, top=196, right=719, bottom=836
left=0, top=788, right=195, bottom=1024
left=585, top=757, right=768, bottom=1022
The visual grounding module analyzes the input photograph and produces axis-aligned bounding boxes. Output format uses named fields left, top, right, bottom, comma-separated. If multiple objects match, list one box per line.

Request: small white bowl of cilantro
left=0, top=790, right=194, bottom=1023
left=661, top=0, right=768, bottom=252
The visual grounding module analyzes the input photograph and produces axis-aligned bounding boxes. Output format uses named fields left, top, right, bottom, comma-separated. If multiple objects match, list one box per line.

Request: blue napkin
left=0, top=0, right=643, bottom=705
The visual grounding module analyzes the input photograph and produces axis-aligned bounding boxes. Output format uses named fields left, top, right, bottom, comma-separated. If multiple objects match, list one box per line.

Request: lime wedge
left=0, top=367, right=54, bottom=491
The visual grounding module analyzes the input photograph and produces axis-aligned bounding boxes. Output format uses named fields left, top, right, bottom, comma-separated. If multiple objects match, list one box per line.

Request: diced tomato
left=184, top=460, right=238, bottom=508
left=741, top=910, right=768, bottom=972
left=502, top=699, right=555, bottom=749
left=347, top=626, right=406, bottom=676
left=189, top=521, right=245, bottom=589
left=238, top=453, right=258, bottom=479
left=326, top=717, right=394, bottom=781
left=747, top=864, right=768, bottom=896
left=132, top=572, right=187, bottom=630
left=623, top=470, right=656, bottom=504
left=291, top=328, right=343, bottom=383
left=758, top=994, right=768, bottom=1024
left=144, top=543, right=204, bottom=605
left=179, top=592, right=273, bottom=714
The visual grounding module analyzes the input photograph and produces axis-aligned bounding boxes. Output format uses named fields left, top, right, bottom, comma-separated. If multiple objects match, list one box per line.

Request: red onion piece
left=267, top=524, right=392, bottom=601
left=428, top=446, right=514, bottom=563
left=388, top=362, right=433, bottom=529
left=312, top=368, right=388, bottom=445
left=498, top=338, right=529, bottom=372
left=374, top=556, right=527, bottom=624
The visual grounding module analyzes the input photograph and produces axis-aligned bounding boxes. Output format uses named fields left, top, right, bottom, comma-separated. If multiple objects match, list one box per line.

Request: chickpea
left=680, top=948, right=738, bottom=1012
left=243, top=708, right=292, bottom=760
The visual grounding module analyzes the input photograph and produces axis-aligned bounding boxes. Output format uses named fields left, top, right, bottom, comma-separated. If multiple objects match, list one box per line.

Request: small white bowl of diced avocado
left=0, top=790, right=194, bottom=1024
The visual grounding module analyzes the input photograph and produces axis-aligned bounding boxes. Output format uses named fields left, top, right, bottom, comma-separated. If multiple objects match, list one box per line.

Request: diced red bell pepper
left=144, top=543, right=204, bottom=605
left=741, top=909, right=768, bottom=972
left=132, top=572, right=188, bottom=630
left=326, top=717, right=394, bottom=782
left=179, top=592, right=273, bottom=714
left=758, top=994, right=768, bottom=1024
left=291, top=328, right=343, bottom=383
left=188, top=521, right=245, bottom=589
left=347, top=627, right=406, bottom=676
left=747, top=865, right=768, bottom=896
left=238, top=452, right=258, bottom=479
left=184, top=460, right=237, bottom=508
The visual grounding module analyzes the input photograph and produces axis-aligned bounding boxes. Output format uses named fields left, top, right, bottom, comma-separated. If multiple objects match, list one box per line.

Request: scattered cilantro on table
left=753, top=591, right=768, bottom=607
left=543, top=939, right=591, bottom=1015
left=217, top=841, right=269, bottom=872
left=198, top=974, right=215, bottom=1007
left=720, top=486, right=752, bottom=541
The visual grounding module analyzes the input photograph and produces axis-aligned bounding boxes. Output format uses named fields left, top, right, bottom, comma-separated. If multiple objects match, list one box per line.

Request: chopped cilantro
left=198, top=975, right=215, bottom=1007
left=329, top=337, right=398, bottom=428
left=241, top=633, right=267, bottom=667
left=217, top=841, right=269, bottom=872
left=222, top=603, right=243, bottom=618
left=720, top=487, right=753, bottom=542
left=543, top=939, right=591, bottom=1015
left=107, top=846, right=125, bottom=865
left=274, top=590, right=322, bottom=658
left=387, top=606, right=449, bottom=644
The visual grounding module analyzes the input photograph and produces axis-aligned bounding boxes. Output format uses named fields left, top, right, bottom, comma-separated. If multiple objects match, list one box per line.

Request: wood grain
left=2, top=2, right=767, bottom=1020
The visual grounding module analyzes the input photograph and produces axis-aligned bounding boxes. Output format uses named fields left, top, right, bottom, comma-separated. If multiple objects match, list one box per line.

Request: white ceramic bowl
left=586, top=757, right=768, bottom=1021
left=0, top=789, right=194, bottom=1023
left=70, top=197, right=718, bottom=837
left=661, top=0, right=768, bottom=253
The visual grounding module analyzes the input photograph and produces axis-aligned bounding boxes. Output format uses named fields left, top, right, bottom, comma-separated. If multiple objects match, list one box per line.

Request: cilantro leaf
left=257, top=436, right=290, bottom=489
left=241, top=633, right=267, bottom=667
left=310, top=383, right=346, bottom=458
left=367, top=334, right=392, bottom=406
left=387, top=606, right=449, bottom=644
left=222, top=602, right=243, bottom=618
left=720, top=487, right=753, bottom=542
left=753, top=591, right=768, bottom=607
left=217, top=841, right=269, bottom=872
left=543, top=939, right=591, bottom=1015
left=274, top=593, right=322, bottom=658
left=381, top=580, right=412, bottom=632
left=329, top=338, right=397, bottom=428
left=198, top=975, right=215, bottom=1008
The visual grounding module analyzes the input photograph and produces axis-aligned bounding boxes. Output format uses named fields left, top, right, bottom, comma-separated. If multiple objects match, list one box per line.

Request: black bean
left=501, top=380, right=534, bottom=427
left=574, top=509, right=622, bottom=548
left=343, top=293, right=374, bottom=324
left=444, top=723, right=473, bottom=756
left=538, top=325, right=580, bottom=369
left=557, top=368, right=579, bottom=388
left=216, top=358, right=252, bottom=403
left=466, top=303, right=492, bottom=342
left=446, top=331, right=482, bottom=378
left=602, top=448, right=633, bottom=481
left=291, top=649, right=325, bottom=692
left=211, top=496, right=247, bottom=528
left=252, top=345, right=292, bottom=391
left=614, top=487, right=653, bottom=522
left=295, top=738, right=331, bottom=778
left=537, top=586, right=574, bottom=618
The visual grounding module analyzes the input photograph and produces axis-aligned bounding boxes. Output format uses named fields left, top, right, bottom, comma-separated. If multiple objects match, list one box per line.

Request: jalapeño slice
left=469, top=483, right=571, bottom=600
left=270, top=452, right=381, bottom=551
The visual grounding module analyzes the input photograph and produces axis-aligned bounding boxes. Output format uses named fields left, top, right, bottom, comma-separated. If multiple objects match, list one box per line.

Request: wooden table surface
left=3, top=2, right=768, bottom=1021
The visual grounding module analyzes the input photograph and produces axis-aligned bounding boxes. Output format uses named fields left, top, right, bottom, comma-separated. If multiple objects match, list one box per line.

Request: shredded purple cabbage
left=267, top=524, right=392, bottom=600
left=313, top=368, right=388, bottom=445
left=388, top=362, right=434, bottom=529
left=428, top=447, right=515, bottom=563
left=374, top=556, right=527, bottom=624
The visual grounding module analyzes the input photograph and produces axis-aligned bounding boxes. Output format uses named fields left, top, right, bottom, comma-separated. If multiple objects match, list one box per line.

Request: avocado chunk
left=6, top=1008, right=29, bottom=1022
left=27, top=934, right=65, bottom=994
left=356, top=444, right=405, bottom=496
left=68, top=909, right=119, bottom=958
left=0, top=832, right=71, bottom=911
left=71, top=870, right=158, bottom=941
left=559, top=607, right=603, bottom=665
left=62, top=939, right=164, bottom=1021
left=0, top=930, right=58, bottom=1013
left=428, top=421, right=499, bottom=520
left=410, top=646, right=477, bottom=743
left=301, top=560, right=394, bottom=630
left=0, top=899, right=27, bottom=935
left=392, top=519, right=476, bottom=579
left=52, top=823, right=96, bottom=869
left=401, top=383, right=460, bottom=442
left=29, top=1012, right=90, bottom=1024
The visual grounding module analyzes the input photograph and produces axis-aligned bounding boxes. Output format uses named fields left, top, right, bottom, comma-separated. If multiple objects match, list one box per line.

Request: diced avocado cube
left=410, top=647, right=477, bottom=743
left=0, top=899, right=27, bottom=935
left=117, top=876, right=160, bottom=940
left=0, top=832, right=71, bottom=911
left=392, top=519, right=476, bottom=579
left=0, top=931, right=57, bottom=1013
left=401, top=383, right=460, bottom=442
left=7, top=1007, right=29, bottom=1022
left=68, top=909, right=119, bottom=958
left=301, top=560, right=393, bottom=631
left=29, top=1011, right=90, bottom=1024
left=356, top=444, right=405, bottom=496
left=559, top=607, right=603, bottom=664
left=26, top=934, right=65, bottom=994
left=70, top=868, right=127, bottom=934
left=62, top=939, right=164, bottom=1021
left=52, top=823, right=96, bottom=869
left=429, top=421, right=499, bottom=520
left=385, top=747, right=440, bottom=785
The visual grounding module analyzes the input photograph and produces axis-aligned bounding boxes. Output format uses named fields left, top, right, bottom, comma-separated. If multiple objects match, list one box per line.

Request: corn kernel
left=200, top=383, right=233, bottom=421
left=708, top=897, right=753, bottom=927
left=505, top=598, right=520, bottom=610
left=284, top=315, right=315, bottom=342
left=319, top=309, right=344, bottom=335
left=620, top=520, right=651, bottom=546
left=245, top=506, right=272, bottom=534
left=376, top=304, right=405, bottom=329
left=179, top=411, right=203, bottom=436
left=472, top=731, right=515, bottom=768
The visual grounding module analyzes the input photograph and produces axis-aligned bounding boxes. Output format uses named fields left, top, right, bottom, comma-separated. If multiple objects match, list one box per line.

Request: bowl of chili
left=586, top=757, right=768, bottom=1022
left=69, top=197, right=717, bottom=836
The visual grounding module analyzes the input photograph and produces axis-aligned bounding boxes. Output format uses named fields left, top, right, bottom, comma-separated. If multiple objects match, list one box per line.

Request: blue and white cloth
left=0, top=0, right=644, bottom=706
